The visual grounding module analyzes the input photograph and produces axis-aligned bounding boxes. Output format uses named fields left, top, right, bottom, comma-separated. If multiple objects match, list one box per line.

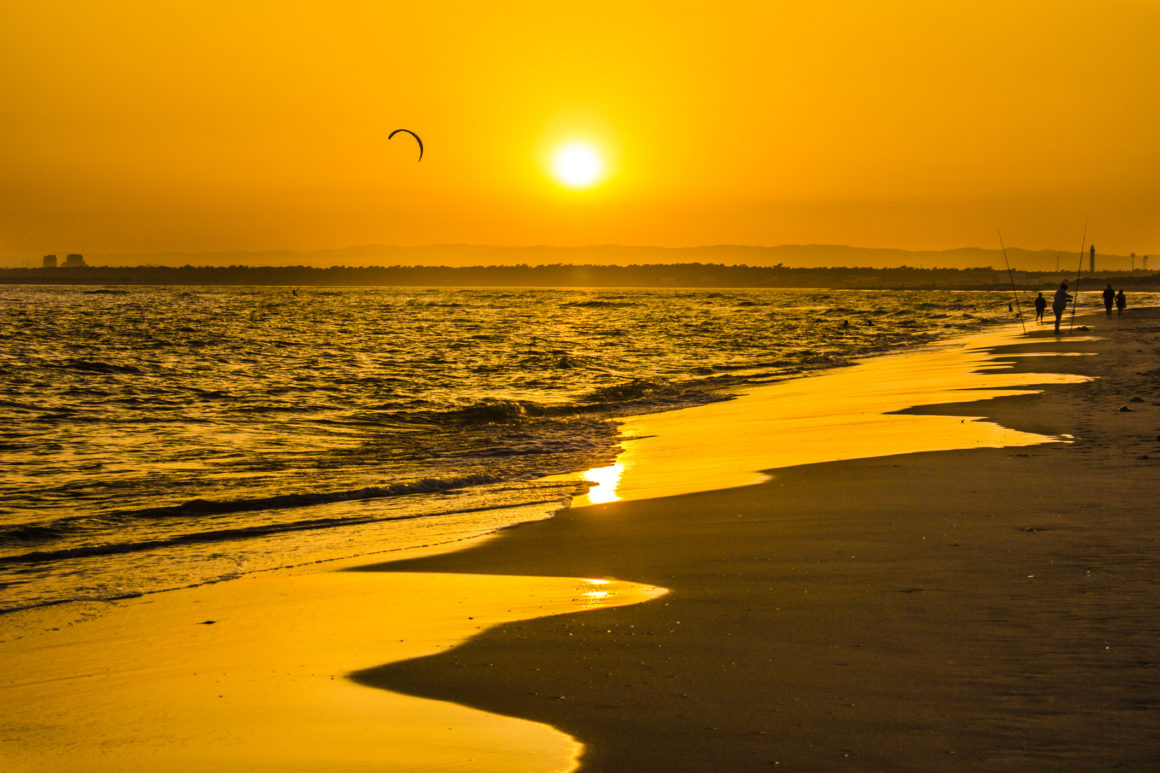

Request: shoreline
left=3, top=310, right=1157, bottom=770
left=355, top=309, right=1160, bottom=770
left=2, top=287, right=1038, bottom=619
left=2, top=284, right=1033, bottom=618
left=564, top=322, right=1089, bottom=507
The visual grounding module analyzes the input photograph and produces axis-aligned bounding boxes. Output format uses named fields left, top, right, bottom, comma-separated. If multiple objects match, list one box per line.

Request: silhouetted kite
left=389, top=129, right=423, bottom=162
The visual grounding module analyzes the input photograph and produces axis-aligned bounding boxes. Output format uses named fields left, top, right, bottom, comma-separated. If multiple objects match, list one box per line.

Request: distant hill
left=5, top=244, right=1152, bottom=272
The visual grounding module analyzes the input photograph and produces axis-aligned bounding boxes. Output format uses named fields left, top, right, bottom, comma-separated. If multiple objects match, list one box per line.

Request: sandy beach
left=360, top=308, right=1160, bottom=771
left=4, top=308, right=1158, bottom=771
left=8, top=4, right=1159, bottom=771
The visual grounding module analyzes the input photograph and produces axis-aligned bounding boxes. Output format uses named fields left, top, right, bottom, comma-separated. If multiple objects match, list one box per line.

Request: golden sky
left=2, top=0, right=1157, bottom=257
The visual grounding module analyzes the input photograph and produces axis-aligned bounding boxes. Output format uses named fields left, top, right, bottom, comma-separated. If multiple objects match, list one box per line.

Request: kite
left=388, top=129, right=424, bottom=162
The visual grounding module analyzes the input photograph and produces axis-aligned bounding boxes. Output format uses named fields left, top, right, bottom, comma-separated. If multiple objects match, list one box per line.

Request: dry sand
left=3, top=309, right=1158, bottom=771
left=359, top=309, right=1160, bottom=771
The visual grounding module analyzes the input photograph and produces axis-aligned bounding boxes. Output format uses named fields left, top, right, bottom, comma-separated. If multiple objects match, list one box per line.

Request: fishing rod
left=997, top=229, right=1026, bottom=334
left=1069, top=217, right=1087, bottom=333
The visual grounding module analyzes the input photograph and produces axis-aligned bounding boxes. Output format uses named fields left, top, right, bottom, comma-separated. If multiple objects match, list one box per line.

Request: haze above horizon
left=2, top=1, right=1157, bottom=258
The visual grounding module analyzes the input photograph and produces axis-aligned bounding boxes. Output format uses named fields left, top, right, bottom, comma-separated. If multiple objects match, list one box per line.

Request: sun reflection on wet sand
left=577, top=578, right=616, bottom=606
left=574, top=463, right=625, bottom=507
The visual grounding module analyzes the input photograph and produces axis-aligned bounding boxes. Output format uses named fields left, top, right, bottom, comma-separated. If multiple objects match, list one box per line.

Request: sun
left=551, top=142, right=605, bottom=189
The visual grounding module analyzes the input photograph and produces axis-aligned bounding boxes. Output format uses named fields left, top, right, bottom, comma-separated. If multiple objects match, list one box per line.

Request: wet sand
left=3, top=310, right=1158, bottom=771
left=357, top=309, right=1160, bottom=771
left=0, top=558, right=662, bottom=772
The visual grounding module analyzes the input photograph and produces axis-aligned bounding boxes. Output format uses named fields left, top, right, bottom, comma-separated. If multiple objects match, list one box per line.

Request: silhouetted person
left=1052, top=282, right=1072, bottom=333
left=1034, top=292, right=1047, bottom=323
left=1102, top=283, right=1115, bottom=317
left=1116, top=289, right=1127, bottom=316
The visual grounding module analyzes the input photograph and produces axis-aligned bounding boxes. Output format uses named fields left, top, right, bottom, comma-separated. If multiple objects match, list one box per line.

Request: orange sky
left=2, top=0, right=1158, bottom=258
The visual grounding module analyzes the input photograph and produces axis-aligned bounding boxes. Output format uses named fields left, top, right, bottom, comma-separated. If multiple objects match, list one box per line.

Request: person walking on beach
left=1052, top=282, right=1072, bottom=333
left=1116, top=289, right=1127, bottom=316
left=1034, top=292, right=1047, bottom=323
left=1103, top=283, right=1115, bottom=317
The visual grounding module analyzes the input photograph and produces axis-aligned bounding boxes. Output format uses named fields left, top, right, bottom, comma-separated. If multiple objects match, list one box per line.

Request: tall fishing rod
left=1069, top=217, right=1087, bottom=333
left=997, top=229, right=1026, bottom=334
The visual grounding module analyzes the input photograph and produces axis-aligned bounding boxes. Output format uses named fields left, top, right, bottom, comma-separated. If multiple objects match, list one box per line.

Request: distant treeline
left=3, top=263, right=1159, bottom=289
left=11, top=243, right=1153, bottom=272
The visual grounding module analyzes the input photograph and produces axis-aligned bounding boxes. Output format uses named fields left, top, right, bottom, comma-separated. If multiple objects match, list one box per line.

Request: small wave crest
left=0, top=496, right=567, bottom=572
left=0, top=475, right=511, bottom=552
left=121, top=474, right=505, bottom=519
left=386, top=377, right=735, bottom=428
left=0, top=522, right=72, bottom=546
left=562, top=299, right=637, bottom=308
left=54, top=359, right=142, bottom=375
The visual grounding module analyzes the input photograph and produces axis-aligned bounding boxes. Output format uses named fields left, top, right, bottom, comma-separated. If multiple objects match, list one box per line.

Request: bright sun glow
left=551, top=142, right=605, bottom=189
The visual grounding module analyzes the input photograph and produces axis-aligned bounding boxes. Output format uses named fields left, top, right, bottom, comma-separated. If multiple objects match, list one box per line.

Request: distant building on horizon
left=42, top=254, right=57, bottom=268
left=62, top=253, right=86, bottom=268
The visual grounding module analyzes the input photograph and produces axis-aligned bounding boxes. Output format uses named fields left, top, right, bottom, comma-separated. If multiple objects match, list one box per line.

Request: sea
left=0, top=284, right=1139, bottom=615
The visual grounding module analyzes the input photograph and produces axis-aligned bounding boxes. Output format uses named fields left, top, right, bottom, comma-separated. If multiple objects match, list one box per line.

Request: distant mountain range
left=7, top=244, right=1153, bottom=272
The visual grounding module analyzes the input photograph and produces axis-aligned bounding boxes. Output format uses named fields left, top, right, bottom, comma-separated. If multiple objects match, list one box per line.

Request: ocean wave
left=438, top=399, right=541, bottom=424
left=0, top=399, right=39, bottom=410
left=387, top=378, right=734, bottom=427
left=581, top=378, right=674, bottom=403
left=62, top=386, right=114, bottom=397
left=0, top=468, right=524, bottom=554
left=35, top=411, right=88, bottom=422
left=576, top=377, right=740, bottom=413
left=54, top=359, right=142, bottom=375
left=799, top=353, right=853, bottom=369
left=0, top=496, right=567, bottom=569
left=0, top=514, right=377, bottom=565
left=0, top=474, right=513, bottom=549
left=515, top=352, right=603, bottom=371
left=563, top=299, right=637, bottom=308
left=0, top=523, right=71, bottom=545
left=119, top=474, right=507, bottom=519
left=366, top=373, right=737, bottom=429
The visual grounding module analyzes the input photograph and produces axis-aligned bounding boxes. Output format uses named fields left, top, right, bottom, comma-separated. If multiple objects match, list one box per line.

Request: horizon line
left=9, top=242, right=1144, bottom=259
